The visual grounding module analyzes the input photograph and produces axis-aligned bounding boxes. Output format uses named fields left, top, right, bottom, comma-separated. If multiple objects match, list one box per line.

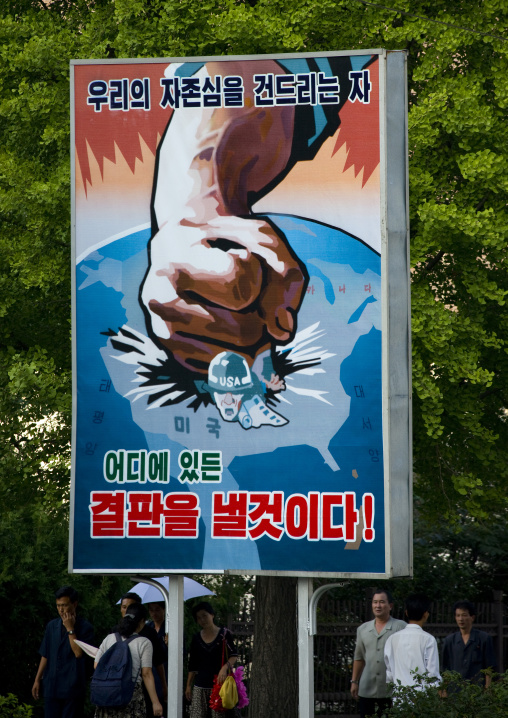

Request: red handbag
left=209, top=675, right=225, bottom=713
left=209, top=631, right=228, bottom=713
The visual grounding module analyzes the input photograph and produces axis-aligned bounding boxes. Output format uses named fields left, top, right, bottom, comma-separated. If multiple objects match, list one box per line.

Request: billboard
left=70, top=50, right=411, bottom=576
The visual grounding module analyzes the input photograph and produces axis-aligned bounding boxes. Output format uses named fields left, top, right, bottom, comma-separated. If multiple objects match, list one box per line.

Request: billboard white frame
left=69, top=49, right=411, bottom=579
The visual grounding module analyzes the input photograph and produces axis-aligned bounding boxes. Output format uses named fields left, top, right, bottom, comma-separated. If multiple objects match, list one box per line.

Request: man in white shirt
left=384, top=594, right=441, bottom=692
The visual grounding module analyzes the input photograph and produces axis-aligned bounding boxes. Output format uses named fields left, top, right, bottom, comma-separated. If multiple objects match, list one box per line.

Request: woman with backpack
left=93, top=603, right=163, bottom=718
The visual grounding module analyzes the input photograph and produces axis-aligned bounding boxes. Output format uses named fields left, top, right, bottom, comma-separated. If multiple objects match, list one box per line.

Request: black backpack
left=91, top=633, right=141, bottom=707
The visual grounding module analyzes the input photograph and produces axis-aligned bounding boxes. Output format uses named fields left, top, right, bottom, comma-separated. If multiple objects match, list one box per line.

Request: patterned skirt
left=189, top=686, right=240, bottom=718
left=94, top=680, right=146, bottom=718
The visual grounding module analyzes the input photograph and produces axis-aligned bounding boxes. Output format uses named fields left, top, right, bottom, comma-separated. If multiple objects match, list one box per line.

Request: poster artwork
left=72, top=53, right=385, bottom=574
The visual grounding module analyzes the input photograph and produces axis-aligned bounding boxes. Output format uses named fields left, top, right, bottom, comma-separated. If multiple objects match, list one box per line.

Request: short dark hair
left=55, top=586, right=78, bottom=603
left=405, top=594, right=431, bottom=621
left=148, top=601, right=165, bottom=610
left=192, top=601, right=215, bottom=621
left=117, top=603, right=146, bottom=637
left=453, top=600, right=476, bottom=617
left=372, top=588, right=394, bottom=604
left=120, top=592, right=142, bottom=604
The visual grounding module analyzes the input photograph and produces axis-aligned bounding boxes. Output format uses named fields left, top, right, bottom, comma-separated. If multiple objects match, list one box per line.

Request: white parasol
left=117, top=576, right=214, bottom=605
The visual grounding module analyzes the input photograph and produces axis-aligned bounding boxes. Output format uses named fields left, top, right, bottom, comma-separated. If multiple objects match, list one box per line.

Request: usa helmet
left=208, top=352, right=254, bottom=393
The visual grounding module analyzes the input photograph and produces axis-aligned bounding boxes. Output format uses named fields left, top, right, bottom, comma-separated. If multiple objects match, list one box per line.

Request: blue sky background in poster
left=72, top=54, right=385, bottom=574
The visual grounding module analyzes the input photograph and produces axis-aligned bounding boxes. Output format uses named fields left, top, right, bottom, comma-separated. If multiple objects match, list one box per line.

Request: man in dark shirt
left=32, top=586, right=94, bottom=718
left=442, top=600, right=496, bottom=687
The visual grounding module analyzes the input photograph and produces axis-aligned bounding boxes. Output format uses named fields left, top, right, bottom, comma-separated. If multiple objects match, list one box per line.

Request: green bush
left=383, top=671, right=508, bottom=718
left=0, top=694, right=33, bottom=717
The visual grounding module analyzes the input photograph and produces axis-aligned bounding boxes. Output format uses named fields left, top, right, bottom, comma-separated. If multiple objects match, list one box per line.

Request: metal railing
left=225, top=592, right=507, bottom=718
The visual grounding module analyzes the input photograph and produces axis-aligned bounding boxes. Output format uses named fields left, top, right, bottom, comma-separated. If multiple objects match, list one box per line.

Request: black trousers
left=44, top=696, right=85, bottom=718
left=358, top=696, right=392, bottom=718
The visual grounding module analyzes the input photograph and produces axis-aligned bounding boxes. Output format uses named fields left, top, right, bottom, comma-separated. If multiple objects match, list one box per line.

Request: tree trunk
left=249, top=576, right=298, bottom=717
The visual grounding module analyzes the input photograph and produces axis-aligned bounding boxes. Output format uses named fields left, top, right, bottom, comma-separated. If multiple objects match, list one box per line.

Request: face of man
left=455, top=608, right=475, bottom=633
left=372, top=592, right=392, bottom=622
left=120, top=597, right=136, bottom=617
left=213, top=391, right=243, bottom=421
left=56, top=596, right=77, bottom=620
left=148, top=603, right=165, bottom=625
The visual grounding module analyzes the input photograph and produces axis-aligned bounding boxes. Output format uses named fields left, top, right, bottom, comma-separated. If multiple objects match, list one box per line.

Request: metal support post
left=298, top=577, right=314, bottom=718
left=130, top=575, right=184, bottom=718
left=166, top=575, right=184, bottom=718
left=493, top=590, right=504, bottom=673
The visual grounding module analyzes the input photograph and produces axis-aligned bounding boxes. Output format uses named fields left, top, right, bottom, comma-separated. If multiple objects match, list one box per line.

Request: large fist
left=141, top=215, right=307, bottom=373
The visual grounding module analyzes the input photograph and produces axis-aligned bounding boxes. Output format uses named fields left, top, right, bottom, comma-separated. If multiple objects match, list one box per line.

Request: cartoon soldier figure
left=195, top=351, right=288, bottom=430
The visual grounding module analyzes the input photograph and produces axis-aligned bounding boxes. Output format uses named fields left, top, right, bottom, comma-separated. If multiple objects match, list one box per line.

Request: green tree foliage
left=391, top=508, right=508, bottom=601
left=0, top=694, right=33, bottom=717
left=318, top=505, right=508, bottom=604
left=0, top=0, right=507, bottom=708
left=385, top=670, right=508, bottom=718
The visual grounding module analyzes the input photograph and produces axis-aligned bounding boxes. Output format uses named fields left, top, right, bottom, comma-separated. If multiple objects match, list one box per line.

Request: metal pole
left=493, top=590, right=504, bottom=673
left=166, top=576, right=184, bottom=718
left=298, top=577, right=314, bottom=718
left=130, top=575, right=184, bottom=718
left=309, top=583, right=346, bottom=636
left=298, top=579, right=348, bottom=717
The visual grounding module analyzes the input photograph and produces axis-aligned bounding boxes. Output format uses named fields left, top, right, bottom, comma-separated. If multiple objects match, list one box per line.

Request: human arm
left=424, top=637, right=442, bottom=685
left=351, top=628, right=366, bottom=699
left=217, top=654, right=237, bottom=684
left=384, top=637, right=394, bottom=684
left=146, top=624, right=166, bottom=667
left=217, top=628, right=238, bottom=684
left=61, top=609, right=87, bottom=659
left=437, top=637, right=449, bottom=696
left=32, top=656, right=47, bottom=699
left=141, top=61, right=306, bottom=374
left=142, top=667, right=163, bottom=717
left=350, top=659, right=365, bottom=699
left=441, top=636, right=450, bottom=673
left=145, top=625, right=168, bottom=700
left=483, top=634, right=496, bottom=688
left=265, top=373, right=286, bottom=392
left=156, top=663, right=168, bottom=700
left=185, top=670, right=197, bottom=702
left=93, top=635, right=108, bottom=670
left=185, top=633, right=199, bottom=701
left=136, top=636, right=162, bottom=715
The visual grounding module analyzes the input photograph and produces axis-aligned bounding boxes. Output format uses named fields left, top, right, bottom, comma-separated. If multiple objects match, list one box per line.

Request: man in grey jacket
left=351, top=589, right=406, bottom=718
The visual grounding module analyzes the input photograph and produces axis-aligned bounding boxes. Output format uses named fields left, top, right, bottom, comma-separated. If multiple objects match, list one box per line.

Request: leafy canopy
left=0, top=0, right=507, bottom=705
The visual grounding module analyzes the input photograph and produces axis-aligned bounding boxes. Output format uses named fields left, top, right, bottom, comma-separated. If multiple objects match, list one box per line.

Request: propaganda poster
left=70, top=51, right=410, bottom=576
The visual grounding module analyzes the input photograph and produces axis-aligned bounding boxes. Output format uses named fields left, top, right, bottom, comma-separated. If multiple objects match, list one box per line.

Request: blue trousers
left=44, top=695, right=85, bottom=718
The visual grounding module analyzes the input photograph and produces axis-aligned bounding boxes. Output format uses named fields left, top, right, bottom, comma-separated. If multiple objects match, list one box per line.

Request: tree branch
left=475, top=194, right=490, bottom=212
left=416, top=250, right=445, bottom=281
